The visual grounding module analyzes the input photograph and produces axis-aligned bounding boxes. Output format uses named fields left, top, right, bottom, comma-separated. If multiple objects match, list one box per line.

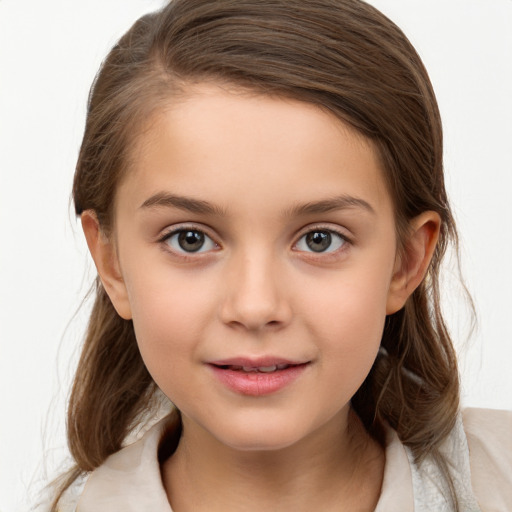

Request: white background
left=0, top=1, right=511, bottom=510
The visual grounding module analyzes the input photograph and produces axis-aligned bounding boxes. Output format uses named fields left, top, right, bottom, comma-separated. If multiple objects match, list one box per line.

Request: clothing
left=63, top=408, right=511, bottom=512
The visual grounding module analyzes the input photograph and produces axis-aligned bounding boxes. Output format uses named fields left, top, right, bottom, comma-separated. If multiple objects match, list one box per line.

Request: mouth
left=208, top=359, right=310, bottom=396
left=213, top=363, right=301, bottom=373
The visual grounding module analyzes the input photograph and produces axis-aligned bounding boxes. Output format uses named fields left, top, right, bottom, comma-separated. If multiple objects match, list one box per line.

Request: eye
left=295, top=229, right=347, bottom=253
left=164, top=229, right=217, bottom=253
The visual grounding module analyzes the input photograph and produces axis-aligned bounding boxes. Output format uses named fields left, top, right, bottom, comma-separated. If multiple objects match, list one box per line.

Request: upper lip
left=209, top=357, right=308, bottom=368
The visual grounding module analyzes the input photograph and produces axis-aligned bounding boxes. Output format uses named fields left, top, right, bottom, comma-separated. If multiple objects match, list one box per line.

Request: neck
left=161, top=408, right=384, bottom=512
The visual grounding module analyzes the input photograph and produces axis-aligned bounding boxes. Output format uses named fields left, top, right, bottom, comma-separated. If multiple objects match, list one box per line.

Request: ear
left=386, top=211, right=441, bottom=315
left=81, top=210, right=132, bottom=320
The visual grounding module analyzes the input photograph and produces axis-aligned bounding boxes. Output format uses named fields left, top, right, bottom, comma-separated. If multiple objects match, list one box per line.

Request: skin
left=83, top=84, right=440, bottom=511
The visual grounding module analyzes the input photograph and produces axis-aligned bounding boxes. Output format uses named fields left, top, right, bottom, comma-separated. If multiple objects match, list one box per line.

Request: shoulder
left=30, top=476, right=86, bottom=512
left=462, top=407, right=512, bottom=510
left=463, top=407, right=512, bottom=466
left=76, top=413, right=177, bottom=511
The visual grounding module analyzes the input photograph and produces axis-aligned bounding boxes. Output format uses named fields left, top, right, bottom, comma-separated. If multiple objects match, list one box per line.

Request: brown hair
left=53, top=0, right=462, bottom=508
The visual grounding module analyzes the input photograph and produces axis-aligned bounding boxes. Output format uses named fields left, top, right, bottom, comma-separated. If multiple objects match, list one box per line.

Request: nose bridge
left=219, top=244, right=291, bottom=331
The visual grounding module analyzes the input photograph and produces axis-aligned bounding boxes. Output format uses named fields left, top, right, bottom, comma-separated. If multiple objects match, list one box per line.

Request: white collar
left=77, top=413, right=480, bottom=512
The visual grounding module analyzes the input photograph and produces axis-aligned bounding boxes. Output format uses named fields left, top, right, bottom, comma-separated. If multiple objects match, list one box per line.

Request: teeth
left=241, top=365, right=278, bottom=372
left=223, top=364, right=292, bottom=372
left=257, top=365, right=278, bottom=373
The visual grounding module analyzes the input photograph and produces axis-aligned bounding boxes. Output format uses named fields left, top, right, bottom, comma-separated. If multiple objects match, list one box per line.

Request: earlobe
left=81, top=211, right=132, bottom=320
left=386, top=211, right=441, bottom=315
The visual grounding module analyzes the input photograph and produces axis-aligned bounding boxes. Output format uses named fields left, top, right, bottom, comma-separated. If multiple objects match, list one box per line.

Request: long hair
left=53, top=0, right=462, bottom=508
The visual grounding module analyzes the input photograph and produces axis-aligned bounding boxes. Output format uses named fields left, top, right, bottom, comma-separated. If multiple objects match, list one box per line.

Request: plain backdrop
left=1, top=1, right=511, bottom=510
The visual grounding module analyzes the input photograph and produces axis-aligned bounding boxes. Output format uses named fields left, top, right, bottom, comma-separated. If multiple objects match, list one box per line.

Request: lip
left=210, top=356, right=306, bottom=367
left=208, top=357, right=310, bottom=396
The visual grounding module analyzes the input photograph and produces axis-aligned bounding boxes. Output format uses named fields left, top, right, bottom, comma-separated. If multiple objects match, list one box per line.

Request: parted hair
left=52, top=0, right=462, bottom=509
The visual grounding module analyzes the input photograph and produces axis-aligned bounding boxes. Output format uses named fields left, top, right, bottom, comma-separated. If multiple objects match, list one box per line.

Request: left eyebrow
left=139, top=192, right=227, bottom=216
left=283, top=195, right=376, bottom=217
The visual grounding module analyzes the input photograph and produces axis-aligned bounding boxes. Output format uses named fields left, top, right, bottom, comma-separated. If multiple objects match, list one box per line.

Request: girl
left=47, top=0, right=511, bottom=510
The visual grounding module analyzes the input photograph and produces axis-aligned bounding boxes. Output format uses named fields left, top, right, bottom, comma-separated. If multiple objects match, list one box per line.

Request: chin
left=220, top=433, right=303, bottom=452
left=208, top=417, right=313, bottom=452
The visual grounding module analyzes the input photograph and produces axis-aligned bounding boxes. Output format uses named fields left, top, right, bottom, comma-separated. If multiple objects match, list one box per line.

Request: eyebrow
left=283, top=195, right=376, bottom=217
left=139, top=192, right=226, bottom=216
left=139, top=192, right=375, bottom=217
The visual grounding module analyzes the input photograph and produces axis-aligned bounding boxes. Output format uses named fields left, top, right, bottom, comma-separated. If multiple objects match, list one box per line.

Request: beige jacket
left=61, top=408, right=512, bottom=512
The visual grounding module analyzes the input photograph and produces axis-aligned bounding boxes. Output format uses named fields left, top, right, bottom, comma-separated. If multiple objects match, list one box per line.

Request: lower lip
left=209, top=364, right=309, bottom=396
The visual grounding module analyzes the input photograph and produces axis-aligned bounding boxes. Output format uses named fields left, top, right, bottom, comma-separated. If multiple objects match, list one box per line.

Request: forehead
left=118, top=84, right=393, bottom=220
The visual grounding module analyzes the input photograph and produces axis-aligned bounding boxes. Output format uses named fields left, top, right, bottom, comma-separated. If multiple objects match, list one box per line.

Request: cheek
left=301, top=262, right=393, bottom=384
left=123, top=267, right=217, bottom=386
left=322, top=299, right=385, bottom=407
left=321, top=288, right=386, bottom=363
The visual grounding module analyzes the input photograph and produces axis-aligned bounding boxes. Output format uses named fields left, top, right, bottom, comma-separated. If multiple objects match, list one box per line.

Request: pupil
left=306, top=231, right=331, bottom=252
left=178, top=231, right=204, bottom=252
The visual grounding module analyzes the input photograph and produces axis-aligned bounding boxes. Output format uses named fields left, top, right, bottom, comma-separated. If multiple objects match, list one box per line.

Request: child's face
left=99, top=84, right=405, bottom=451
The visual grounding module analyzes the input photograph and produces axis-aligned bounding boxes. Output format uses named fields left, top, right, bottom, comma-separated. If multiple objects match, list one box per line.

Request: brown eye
left=178, top=230, right=205, bottom=252
left=295, top=229, right=346, bottom=253
left=305, top=231, right=332, bottom=252
left=165, top=229, right=217, bottom=254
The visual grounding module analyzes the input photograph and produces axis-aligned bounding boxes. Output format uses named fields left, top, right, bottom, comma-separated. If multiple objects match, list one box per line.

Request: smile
left=216, top=364, right=292, bottom=373
left=208, top=360, right=310, bottom=396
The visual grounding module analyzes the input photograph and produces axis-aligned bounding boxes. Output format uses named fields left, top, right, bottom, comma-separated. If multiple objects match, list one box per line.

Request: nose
left=218, top=250, right=292, bottom=332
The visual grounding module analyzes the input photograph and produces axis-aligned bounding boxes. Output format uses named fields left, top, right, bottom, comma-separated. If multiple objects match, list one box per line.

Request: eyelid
left=292, top=224, right=352, bottom=254
left=158, top=223, right=221, bottom=256
left=294, top=223, right=352, bottom=242
left=158, top=222, right=218, bottom=240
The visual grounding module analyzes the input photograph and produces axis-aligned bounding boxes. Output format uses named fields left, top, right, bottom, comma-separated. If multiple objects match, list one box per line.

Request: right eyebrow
left=139, top=192, right=227, bottom=216
left=283, top=195, right=376, bottom=217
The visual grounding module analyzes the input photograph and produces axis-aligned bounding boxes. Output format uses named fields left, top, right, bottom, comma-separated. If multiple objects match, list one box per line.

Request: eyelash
left=293, top=225, right=351, bottom=257
left=158, top=225, right=220, bottom=259
left=157, top=224, right=352, bottom=259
